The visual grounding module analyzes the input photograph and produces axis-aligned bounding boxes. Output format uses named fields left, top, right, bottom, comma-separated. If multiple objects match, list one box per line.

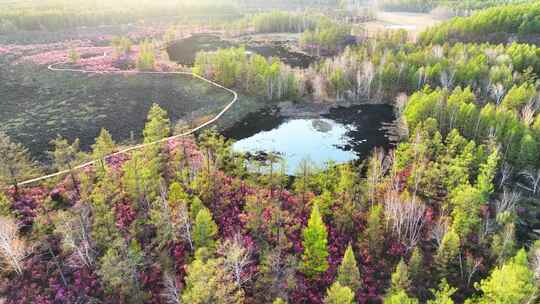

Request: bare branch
left=0, top=216, right=30, bottom=275
left=161, top=272, right=182, bottom=304
left=384, top=191, right=426, bottom=251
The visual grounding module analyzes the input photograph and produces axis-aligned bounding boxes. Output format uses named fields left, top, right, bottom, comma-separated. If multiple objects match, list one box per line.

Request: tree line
left=0, top=99, right=539, bottom=303
left=419, top=1, right=540, bottom=44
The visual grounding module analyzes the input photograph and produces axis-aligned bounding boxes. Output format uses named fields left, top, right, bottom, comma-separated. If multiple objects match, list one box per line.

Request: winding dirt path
left=14, top=62, right=238, bottom=187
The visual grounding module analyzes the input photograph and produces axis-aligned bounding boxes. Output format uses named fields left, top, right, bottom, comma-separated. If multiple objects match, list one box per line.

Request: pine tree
left=136, top=39, right=155, bottom=71
left=435, top=229, right=460, bottom=279
left=324, top=282, right=355, bottom=304
left=361, top=204, right=384, bottom=255
left=143, top=103, right=170, bottom=144
left=48, top=135, right=85, bottom=194
left=301, top=203, right=329, bottom=277
left=475, top=249, right=536, bottom=304
left=92, top=128, right=115, bottom=173
left=122, top=151, right=160, bottom=205
left=337, top=243, right=361, bottom=291
left=0, top=193, right=11, bottom=217
left=98, top=239, right=144, bottom=302
left=475, top=149, right=499, bottom=201
left=408, top=246, right=423, bottom=283
left=0, top=131, right=39, bottom=191
left=427, top=279, right=456, bottom=304
left=193, top=207, right=218, bottom=250
left=390, top=259, right=411, bottom=294
left=518, top=132, right=539, bottom=169
left=383, top=290, right=419, bottom=304
left=68, top=47, right=80, bottom=63
left=182, top=255, right=244, bottom=304
left=168, top=182, right=189, bottom=205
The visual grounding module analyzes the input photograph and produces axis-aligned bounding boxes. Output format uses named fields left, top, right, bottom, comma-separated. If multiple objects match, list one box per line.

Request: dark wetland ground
left=0, top=62, right=233, bottom=161
left=166, top=33, right=316, bottom=68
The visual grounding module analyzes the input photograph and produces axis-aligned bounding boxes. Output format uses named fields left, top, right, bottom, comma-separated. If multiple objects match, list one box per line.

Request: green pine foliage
left=475, top=249, right=537, bottom=303
left=427, top=280, right=457, bottom=304
left=324, top=282, right=355, bottom=304
left=193, top=207, right=219, bottom=250
left=301, top=203, right=329, bottom=277
left=143, top=103, right=171, bottom=144
left=336, top=243, right=361, bottom=291
left=136, top=39, right=155, bottom=71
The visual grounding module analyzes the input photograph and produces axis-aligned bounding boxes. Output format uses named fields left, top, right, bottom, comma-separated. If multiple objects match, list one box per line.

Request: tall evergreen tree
left=475, top=149, right=499, bottom=201
left=408, top=246, right=423, bottom=283
left=0, top=131, right=38, bottom=191
left=143, top=103, right=170, bottom=144
left=390, top=259, right=411, bottom=294
left=193, top=207, right=218, bottom=250
left=92, top=128, right=116, bottom=173
left=435, top=229, right=460, bottom=280
left=427, top=279, right=456, bottom=304
left=475, top=249, right=537, bottom=304
left=301, top=203, right=329, bottom=277
left=383, top=290, right=419, bottom=304
left=361, top=204, right=384, bottom=256
left=337, top=243, right=361, bottom=291
left=324, top=282, right=355, bottom=304
left=182, top=253, right=244, bottom=304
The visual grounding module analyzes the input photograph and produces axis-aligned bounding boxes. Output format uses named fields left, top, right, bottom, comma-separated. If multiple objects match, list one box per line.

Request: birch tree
left=0, top=216, right=29, bottom=275
left=0, top=131, right=39, bottom=192
left=221, top=234, right=253, bottom=287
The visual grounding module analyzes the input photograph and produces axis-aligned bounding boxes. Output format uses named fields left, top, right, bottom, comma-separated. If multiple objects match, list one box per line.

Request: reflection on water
left=225, top=104, right=395, bottom=174
left=233, top=118, right=356, bottom=173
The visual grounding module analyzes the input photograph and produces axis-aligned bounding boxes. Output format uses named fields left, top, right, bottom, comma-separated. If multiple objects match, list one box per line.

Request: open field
left=364, top=11, right=444, bottom=40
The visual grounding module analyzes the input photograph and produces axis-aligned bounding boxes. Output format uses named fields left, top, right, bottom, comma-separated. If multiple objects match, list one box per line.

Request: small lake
left=223, top=104, right=395, bottom=173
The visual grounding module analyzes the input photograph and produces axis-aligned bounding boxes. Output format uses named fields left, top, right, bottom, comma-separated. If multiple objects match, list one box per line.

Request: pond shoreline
left=276, top=97, right=392, bottom=119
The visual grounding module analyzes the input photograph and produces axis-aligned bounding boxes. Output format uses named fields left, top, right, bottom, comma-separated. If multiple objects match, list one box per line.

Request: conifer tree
left=383, top=290, right=419, bottom=304
left=0, top=131, right=39, bottom=191
left=427, top=279, right=456, bottom=304
left=48, top=135, right=85, bottom=194
left=337, top=243, right=361, bottom=291
left=92, top=128, right=115, bottom=173
left=301, top=203, right=329, bottom=277
left=193, top=207, right=218, bottom=250
left=435, top=229, right=460, bottom=279
left=475, top=249, right=536, bottom=304
left=361, top=204, right=384, bottom=255
left=136, top=39, right=155, bottom=71
left=390, top=259, right=411, bottom=294
left=475, top=149, right=499, bottom=201
left=99, top=239, right=144, bottom=302
left=324, top=282, right=355, bottom=304
left=168, top=182, right=189, bottom=205
left=143, top=103, right=170, bottom=144
left=68, top=47, right=80, bottom=63
left=408, top=246, right=423, bottom=282
left=0, top=193, right=11, bottom=217
left=182, top=253, right=244, bottom=304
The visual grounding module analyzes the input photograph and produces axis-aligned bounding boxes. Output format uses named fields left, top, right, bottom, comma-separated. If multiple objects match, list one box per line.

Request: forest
left=377, top=0, right=529, bottom=14
left=419, top=1, right=540, bottom=44
left=1, top=0, right=540, bottom=303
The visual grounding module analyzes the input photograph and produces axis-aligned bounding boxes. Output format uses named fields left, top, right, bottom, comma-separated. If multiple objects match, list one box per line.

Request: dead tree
left=221, top=234, right=253, bottom=287
left=55, top=206, right=95, bottom=268
left=160, top=272, right=182, bottom=304
left=518, top=168, right=540, bottom=196
left=0, top=216, right=30, bottom=275
left=383, top=190, right=426, bottom=251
